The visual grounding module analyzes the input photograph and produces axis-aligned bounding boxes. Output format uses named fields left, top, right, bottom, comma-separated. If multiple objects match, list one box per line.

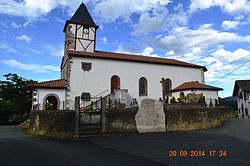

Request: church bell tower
left=63, top=3, right=98, bottom=52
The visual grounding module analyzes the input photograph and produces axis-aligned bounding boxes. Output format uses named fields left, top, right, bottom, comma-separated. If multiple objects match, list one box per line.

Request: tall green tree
left=0, top=73, right=36, bottom=114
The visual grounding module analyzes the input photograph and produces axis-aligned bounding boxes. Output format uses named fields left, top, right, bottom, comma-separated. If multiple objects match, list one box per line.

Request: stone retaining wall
left=165, top=106, right=233, bottom=131
left=30, top=110, right=75, bottom=138
left=106, top=106, right=233, bottom=132
left=106, top=108, right=138, bottom=132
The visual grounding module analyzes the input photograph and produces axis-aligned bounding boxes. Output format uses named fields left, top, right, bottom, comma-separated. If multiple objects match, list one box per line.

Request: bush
left=198, top=93, right=205, bottom=103
left=0, top=111, right=14, bottom=125
left=233, top=111, right=238, bottom=118
left=177, top=95, right=189, bottom=103
left=0, top=112, right=30, bottom=125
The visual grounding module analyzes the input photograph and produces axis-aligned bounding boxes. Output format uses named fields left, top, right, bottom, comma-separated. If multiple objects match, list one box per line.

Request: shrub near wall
left=165, top=106, right=233, bottom=131
left=30, top=110, right=75, bottom=138
left=106, top=108, right=138, bottom=132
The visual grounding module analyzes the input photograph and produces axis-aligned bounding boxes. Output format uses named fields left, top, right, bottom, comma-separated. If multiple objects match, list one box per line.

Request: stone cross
left=160, top=78, right=166, bottom=101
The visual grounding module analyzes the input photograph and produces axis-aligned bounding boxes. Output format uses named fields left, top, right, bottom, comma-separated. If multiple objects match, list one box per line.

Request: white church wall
left=67, top=56, right=203, bottom=105
left=35, top=88, right=66, bottom=110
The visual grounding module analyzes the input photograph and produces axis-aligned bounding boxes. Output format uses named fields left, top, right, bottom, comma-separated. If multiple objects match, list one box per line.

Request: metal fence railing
left=32, top=101, right=75, bottom=111
left=32, top=94, right=140, bottom=112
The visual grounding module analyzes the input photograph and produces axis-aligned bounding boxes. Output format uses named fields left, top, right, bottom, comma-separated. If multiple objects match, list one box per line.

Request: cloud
left=0, top=0, right=90, bottom=18
left=235, top=14, right=245, bottom=20
left=10, top=22, right=22, bottom=28
left=100, top=37, right=108, bottom=44
left=51, top=49, right=64, bottom=57
left=221, top=20, right=239, bottom=30
left=162, top=47, right=250, bottom=95
left=116, top=44, right=159, bottom=57
left=25, top=47, right=43, bottom=54
left=116, top=43, right=140, bottom=54
left=211, top=48, right=250, bottom=63
left=191, top=47, right=204, bottom=55
left=198, top=48, right=250, bottom=87
left=54, top=16, right=65, bottom=23
left=166, top=50, right=175, bottom=56
left=2, top=59, right=60, bottom=73
left=94, top=0, right=171, bottom=22
left=141, top=47, right=159, bottom=57
left=44, top=44, right=64, bottom=57
left=190, top=0, right=250, bottom=15
left=16, top=35, right=32, bottom=43
left=133, top=10, right=167, bottom=35
left=150, top=24, right=250, bottom=54
left=0, top=42, right=19, bottom=54
left=133, top=3, right=188, bottom=35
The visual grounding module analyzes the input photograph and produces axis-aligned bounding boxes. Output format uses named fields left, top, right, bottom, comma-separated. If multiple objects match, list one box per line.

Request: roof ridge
left=34, top=78, right=64, bottom=84
left=236, top=79, right=250, bottom=82
left=172, top=81, right=223, bottom=92
left=68, top=50, right=207, bottom=71
left=30, top=78, right=65, bottom=89
left=96, top=50, right=192, bottom=62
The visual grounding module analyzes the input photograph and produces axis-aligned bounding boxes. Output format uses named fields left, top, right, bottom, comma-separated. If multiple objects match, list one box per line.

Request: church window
left=139, top=77, right=147, bottom=96
left=82, top=62, right=92, bottom=71
left=164, top=78, right=172, bottom=96
left=81, top=92, right=91, bottom=101
left=111, top=75, right=120, bottom=93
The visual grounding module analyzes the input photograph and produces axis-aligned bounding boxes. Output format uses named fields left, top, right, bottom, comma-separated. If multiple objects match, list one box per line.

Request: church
left=30, top=3, right=222, bottom=111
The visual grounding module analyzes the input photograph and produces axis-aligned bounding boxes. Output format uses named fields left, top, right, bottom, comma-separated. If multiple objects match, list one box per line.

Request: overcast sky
left=0, top=0, right=250, bottom=97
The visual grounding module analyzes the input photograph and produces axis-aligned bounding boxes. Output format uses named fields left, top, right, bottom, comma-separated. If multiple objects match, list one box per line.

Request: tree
left=0, top=73, right=36, bottom=124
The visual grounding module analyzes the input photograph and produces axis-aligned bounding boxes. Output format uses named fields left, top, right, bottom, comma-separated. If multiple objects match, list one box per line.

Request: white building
left=30, top=3, right=222, bottom=110
left=171, top=81, right=223, bottom=106
left=233, top=80, right=250, bottom=119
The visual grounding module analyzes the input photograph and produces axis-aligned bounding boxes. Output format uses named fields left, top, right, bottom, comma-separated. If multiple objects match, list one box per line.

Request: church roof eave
left=67, top=50, right=207, bottom=71
left=171, top=81, right=223, bottom=92
left=28, top=79, right=66, bottom=89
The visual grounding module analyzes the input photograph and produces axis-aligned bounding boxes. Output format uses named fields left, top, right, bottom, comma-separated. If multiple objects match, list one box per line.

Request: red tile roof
left=29, top=79, right=65, bottom=89
left=171, top=81, right=223, bottom=92
left=67, top=50, right=207, bottom=71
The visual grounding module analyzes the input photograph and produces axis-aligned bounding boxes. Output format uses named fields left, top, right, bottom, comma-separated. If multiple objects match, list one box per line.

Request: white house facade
left=30, top=3, right=222, bottom=111
left=233, top=80, right=250, bottom=119
left=30, top=79, right=66, bottom=110
left=171, top=81, right=223, bottom=106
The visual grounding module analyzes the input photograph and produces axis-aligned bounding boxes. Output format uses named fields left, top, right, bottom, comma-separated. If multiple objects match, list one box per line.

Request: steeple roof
left=63, top=3, right=98, bottom=32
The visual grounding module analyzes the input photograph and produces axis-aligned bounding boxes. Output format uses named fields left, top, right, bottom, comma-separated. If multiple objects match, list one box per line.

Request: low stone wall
left=29, top=106, right=233, bottom=138
left=106, top=108, right=138, bottom=132
left=165, top=106, right=233, bottom=131
left=30, top=110, right=75, bottom=138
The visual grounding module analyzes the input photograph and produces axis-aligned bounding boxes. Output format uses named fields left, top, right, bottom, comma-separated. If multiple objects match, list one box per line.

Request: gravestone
left=135, top=98, right=166, bottom=133
left=187, top=93, right=199, bottom=103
